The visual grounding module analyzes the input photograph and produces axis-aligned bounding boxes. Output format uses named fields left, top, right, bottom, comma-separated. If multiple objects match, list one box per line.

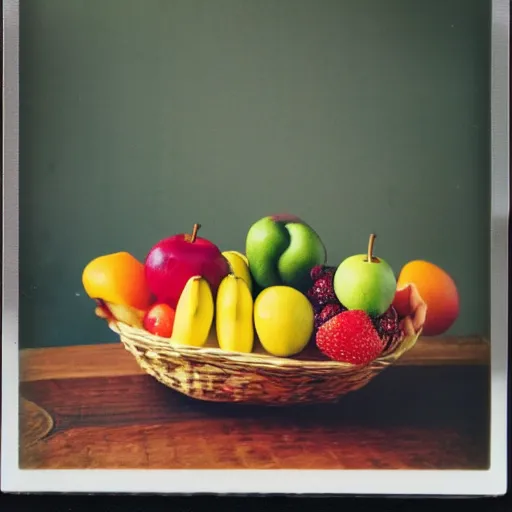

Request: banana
left=103, top=302, right=145, bottom=328
left=222, top=251, right=253, bottom=293
left=229, top=250, right=249, bottom=267
left=170, top=276, right=214, bottom=347
left=216, top=274, right=254, bottom=353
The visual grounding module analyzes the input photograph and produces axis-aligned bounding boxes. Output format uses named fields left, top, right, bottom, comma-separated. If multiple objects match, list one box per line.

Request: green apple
left=245, top=214, right=327, bottom=292
left=333, top=234, right=396, bottom=316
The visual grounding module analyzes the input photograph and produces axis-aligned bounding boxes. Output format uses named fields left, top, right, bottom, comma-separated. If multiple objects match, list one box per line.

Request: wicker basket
left=104, top=284, right=426, bottom=405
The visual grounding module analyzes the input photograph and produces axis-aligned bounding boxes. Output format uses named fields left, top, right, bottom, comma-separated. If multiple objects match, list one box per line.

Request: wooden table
left=19, top=337, right=490, bottom=470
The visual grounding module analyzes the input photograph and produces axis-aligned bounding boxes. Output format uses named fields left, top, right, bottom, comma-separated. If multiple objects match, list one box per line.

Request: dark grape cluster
left=307, top=265, right=338, bottom=311
left=372, top=306, right=403, bottom=349
left=307, top=265, right=346, bottom=329
left=314, top=303, right=346, bottom=330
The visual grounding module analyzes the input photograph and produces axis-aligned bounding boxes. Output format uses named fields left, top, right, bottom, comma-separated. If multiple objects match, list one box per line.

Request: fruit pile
left=82, top=215, right=460, bottom=366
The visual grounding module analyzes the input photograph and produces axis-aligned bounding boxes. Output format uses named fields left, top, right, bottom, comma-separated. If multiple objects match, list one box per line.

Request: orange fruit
left=82, top=252, right=152, bottom=311
left=394, top=260, right=459, bottom=336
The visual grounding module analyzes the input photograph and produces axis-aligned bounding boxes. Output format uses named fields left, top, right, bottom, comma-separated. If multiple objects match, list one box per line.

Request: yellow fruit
left=222, top=251, right=252, bottom=293
left=216, top=274, right=254, bottom=353
left=171, top=276, right=214, bottom=347
left=253, top=286, right=314, bottom=357
left=231, top=251, right=249, bottom=266
left=104, top=302, right=145, bottom=329
left=223, top=250, right=249, bottom=266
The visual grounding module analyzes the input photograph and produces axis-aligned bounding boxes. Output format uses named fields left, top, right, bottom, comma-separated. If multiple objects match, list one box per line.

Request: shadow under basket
left=108, top=317, right=422, bottom=406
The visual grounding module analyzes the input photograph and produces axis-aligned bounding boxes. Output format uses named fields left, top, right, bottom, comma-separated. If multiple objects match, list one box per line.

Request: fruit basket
left=102, top=289, right=424, bottom=405
left=82, top=220, right=449, bottom=406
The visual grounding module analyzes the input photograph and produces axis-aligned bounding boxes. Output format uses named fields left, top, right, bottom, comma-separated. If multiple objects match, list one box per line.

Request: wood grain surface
left=18, top=338, right=491, bottom=471
left=19, top=336, right=489, bottom=382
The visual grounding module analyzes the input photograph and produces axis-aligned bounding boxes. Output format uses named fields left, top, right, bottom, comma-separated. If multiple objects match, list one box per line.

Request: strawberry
left=316, top=310, right=384, bottom=365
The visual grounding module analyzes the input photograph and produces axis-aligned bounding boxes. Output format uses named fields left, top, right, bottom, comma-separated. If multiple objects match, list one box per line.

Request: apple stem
left=190, top=223, right=201, bottom=243
left=367, top=233, right=377, bottom=263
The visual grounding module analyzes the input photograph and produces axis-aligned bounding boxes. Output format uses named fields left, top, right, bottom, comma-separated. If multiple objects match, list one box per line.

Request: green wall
left=20, top=0, right=491, bottom=348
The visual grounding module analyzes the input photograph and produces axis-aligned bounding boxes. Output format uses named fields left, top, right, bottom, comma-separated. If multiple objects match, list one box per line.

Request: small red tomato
left=143, top=303, right=175, bottom=338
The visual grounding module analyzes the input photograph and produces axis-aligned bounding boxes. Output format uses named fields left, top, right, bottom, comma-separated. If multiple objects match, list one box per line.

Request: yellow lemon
left=254, top=286, right=314, bottom=357
left=222, top=251, right=252, bottom=293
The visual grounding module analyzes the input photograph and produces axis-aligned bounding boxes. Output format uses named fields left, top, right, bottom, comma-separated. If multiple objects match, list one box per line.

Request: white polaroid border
left=2, top=0, right=509, bottom=496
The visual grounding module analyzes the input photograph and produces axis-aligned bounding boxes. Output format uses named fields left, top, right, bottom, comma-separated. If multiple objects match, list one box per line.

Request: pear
left=245, top=215, right=327, bottom=292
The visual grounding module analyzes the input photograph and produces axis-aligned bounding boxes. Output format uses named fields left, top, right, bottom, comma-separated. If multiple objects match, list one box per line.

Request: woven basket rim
left=109, top=319, right=421, bottom=371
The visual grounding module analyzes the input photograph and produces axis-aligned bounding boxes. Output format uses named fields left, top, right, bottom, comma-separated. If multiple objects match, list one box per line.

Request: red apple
left=143, top=303, right=175, bottom=338
left=144, top=223, right=230, bottom=309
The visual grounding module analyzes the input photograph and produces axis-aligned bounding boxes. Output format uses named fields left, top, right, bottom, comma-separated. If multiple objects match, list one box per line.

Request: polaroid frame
left=2, top=0, right=509, bottom=496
